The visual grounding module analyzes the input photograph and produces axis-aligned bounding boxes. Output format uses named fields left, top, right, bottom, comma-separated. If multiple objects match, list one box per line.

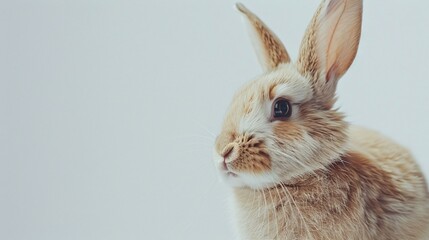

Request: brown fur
left=229, top=134, right=271, bottom=173
left=236, top=3, right=291, bottom=71
left=233, top=128, right=429, bottom=240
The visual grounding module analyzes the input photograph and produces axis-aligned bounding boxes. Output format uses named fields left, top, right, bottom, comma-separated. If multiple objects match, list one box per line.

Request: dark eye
left=272, top=98, right=292, bottom=120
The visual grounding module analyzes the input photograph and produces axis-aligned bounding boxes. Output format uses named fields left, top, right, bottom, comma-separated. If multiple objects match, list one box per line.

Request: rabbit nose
left=221, top=143, right=238, bottom=163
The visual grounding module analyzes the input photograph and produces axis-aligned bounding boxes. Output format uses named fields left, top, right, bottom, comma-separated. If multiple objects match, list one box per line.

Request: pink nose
left=221, top=145, right=234, bottom=170
left=222, top=160, right=228, bottom=171
left=222, top=147, right=233, bottom=159
left=220, top=143, right=234, bottom=159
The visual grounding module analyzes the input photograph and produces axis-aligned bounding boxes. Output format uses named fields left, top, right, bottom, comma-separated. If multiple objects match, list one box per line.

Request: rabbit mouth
left=226, top=171, right=238, bottom=177
left=218, top=161, right=239, bottom=178
left=223, top=168, right=239, bottom=179
left=213, top=148, right=279, bottom=189
left=220, top=159, right=239, bottom=177
left=217, top=159, right=279, bottom=189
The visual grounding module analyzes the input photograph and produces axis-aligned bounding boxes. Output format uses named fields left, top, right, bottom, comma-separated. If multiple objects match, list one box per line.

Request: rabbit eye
left=272, top=98, right=291, bottom=120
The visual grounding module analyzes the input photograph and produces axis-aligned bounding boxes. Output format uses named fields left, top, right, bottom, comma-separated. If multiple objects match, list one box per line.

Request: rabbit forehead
left=225, top=64, right=312, bottom=134
left=235, top=63, right=313, bottom=104
left=262, top=63, right=313, bottom=102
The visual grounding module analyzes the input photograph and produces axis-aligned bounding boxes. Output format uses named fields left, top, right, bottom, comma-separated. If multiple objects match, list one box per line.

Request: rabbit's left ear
left=236, top=3, right=291, bottom=72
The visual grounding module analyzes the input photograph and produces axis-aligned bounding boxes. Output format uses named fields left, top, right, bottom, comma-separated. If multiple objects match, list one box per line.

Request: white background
left=1, top=0, right=428, bottom=239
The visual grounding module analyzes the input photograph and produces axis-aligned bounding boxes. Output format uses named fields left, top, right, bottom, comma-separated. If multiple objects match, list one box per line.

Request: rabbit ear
left=236, top=3, right=291, bottom=72
left=297, top=0, right=362, bottom=104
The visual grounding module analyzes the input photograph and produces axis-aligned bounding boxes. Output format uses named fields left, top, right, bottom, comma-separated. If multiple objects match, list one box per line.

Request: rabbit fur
left=213, top=0, right=429, bottom=239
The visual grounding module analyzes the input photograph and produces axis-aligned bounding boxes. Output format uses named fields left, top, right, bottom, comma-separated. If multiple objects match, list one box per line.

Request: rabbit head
left=214, top=0, right=362, bottom=189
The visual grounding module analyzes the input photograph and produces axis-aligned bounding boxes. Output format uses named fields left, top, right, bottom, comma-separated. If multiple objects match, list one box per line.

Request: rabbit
left=213, top=0, right=429, bottom=239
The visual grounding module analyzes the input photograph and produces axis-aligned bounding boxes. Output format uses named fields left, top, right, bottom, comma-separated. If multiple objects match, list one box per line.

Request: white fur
left=213, top=150, right=279, bottom=189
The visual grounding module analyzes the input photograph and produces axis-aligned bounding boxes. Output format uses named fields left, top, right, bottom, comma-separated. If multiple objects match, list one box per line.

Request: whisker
left=267, top=185, right=280, bottom=239
left=191, top=119, right=217, bottom=138
left=268, top=148, right=318, bottom=177
left=260, top=189, right=270, bottom=238
left=271, top=176, right=287, bottom=238
left=173, top=134, right=215, bottom=142
left=279, top=183, right=313, bottom=239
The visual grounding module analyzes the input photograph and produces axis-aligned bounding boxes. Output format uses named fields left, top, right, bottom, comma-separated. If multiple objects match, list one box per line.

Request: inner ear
left=297, top=0, right=363, bottom=103
left=236, top=3, right=291, bottom=72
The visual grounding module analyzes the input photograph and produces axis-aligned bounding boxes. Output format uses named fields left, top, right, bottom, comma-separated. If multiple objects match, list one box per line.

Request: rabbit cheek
left=270, top=121, right=316, bottom=177
left=273, top=121, right=305, bottom=142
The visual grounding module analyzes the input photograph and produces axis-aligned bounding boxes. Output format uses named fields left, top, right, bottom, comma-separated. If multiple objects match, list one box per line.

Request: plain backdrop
left=1, top=0, right=428, bottom=239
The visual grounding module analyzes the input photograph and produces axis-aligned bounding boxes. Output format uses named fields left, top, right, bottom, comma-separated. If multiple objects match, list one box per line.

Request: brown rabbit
left=213, top=0, right=429, bottom=239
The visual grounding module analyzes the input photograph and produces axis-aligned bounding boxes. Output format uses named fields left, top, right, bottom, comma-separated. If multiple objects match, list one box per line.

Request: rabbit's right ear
left=236, top=3, right=291, bottom=72
left=297, top=0, right=363, bottom=105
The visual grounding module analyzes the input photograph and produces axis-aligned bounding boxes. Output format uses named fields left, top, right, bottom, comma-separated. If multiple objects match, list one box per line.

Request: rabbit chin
left=222, top=171, right=279, bottom=189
